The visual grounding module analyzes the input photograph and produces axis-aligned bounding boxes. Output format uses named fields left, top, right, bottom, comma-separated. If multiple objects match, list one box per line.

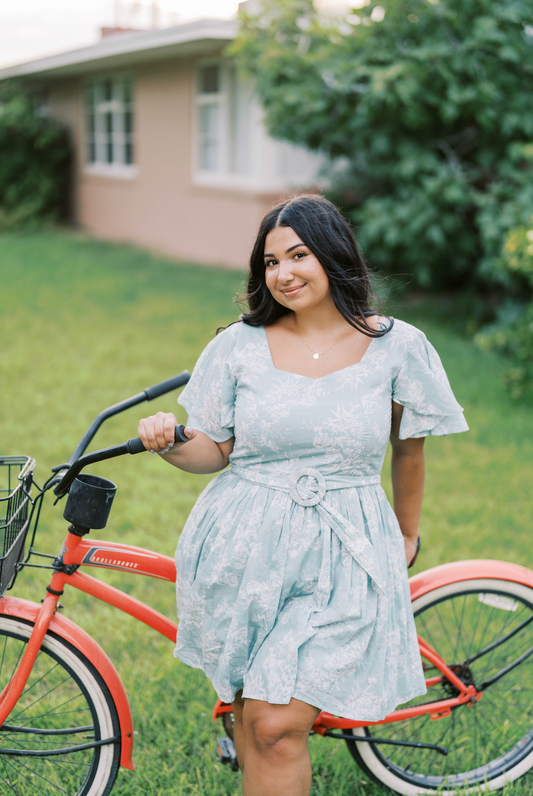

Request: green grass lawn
left=1, top=229, right=533, bottom=795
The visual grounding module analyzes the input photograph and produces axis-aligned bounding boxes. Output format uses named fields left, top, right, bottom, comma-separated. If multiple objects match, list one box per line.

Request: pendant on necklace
left=313, top=353, right=320, bottom=359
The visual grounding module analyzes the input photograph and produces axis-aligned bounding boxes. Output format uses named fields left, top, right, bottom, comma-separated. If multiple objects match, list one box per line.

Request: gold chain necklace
left=295, top=325, right=351, bottom=359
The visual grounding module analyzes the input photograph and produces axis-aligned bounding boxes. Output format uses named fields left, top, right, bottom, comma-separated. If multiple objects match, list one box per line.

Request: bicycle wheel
left=345, top=578, right=533, bottom=795
left=0, top=613, right=121, bottom=796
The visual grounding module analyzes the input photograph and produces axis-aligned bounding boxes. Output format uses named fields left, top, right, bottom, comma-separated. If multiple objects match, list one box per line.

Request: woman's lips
left=280, top=284, right=305, bottom=297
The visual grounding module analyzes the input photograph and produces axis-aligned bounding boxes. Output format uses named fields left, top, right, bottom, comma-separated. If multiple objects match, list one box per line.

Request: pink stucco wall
left=48, top=58, right=280, bottom=269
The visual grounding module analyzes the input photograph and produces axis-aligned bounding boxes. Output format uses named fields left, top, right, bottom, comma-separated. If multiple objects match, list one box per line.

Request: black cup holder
left=63, top=474, right=117, bottom=530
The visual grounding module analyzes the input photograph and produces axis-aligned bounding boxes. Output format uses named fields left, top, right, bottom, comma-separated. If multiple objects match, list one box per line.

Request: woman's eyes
left=264, top=252, right=307, bottom=268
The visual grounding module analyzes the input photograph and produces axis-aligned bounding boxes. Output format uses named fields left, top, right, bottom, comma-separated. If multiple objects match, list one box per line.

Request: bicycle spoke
left=417, top=613, right=441, bottom=659
left=9, top=672, right=81, bottom=721
left=481, top=691, right=530, bottom=737
left=0, top=755, right=20, bottom=796
left=1, top=752, right=73, bottom=796
left=3, top=643, right=27, bottom=696
left=9, top=693, right=90, bottom=729
left=467, top=592, right=487, bottom=658
left=475, top=605, right=529, bottom=685
left=449, top=596, right=462, bottom=661
left=455, top=593, right=468, bottom=661
left=14, top=706, right=93, bottom=724
left=7, top=660, right=61, bottom=705
left=0, top=634, right=8, bottom=684
left=469, top=706, right=505, bottom=762
left=433, top=604, right=456, bottom=658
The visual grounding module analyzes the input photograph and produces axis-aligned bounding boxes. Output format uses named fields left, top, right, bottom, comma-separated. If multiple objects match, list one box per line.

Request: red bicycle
left=1, top=375, right=533, bottom=795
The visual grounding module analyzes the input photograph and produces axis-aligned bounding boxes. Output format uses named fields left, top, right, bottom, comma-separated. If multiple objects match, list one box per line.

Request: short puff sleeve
left=392, top=326, right=468, bottom=440
left=177, top=324, right=238, bottom=443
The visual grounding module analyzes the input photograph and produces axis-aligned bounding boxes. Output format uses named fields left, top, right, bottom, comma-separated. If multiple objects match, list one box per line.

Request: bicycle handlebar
left=54, top=425, right=189, bottom=496
left=143, top=374, right=191, bottom=401
left=67, top=371, right=190, bottom=465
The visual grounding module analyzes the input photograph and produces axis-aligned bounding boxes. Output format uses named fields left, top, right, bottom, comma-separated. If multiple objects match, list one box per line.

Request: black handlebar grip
left=143, top=371, right=190, bottom=401
left=126, top=437, right=147, bottom=454
left=174, top=424, right=189, bottom=443
left=126, top=425, right=190, bottom=455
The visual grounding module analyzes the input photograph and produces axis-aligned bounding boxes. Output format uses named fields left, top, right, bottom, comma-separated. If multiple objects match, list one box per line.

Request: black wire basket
left=0, top=456, right=35, bottom=597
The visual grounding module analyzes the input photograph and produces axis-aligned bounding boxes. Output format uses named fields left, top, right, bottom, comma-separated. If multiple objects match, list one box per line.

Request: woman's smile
left=281, top=284, right=306, bottom=297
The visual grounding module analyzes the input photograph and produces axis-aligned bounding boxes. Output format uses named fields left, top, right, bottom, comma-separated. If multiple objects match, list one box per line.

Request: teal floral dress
left=173, top=319, right=468, bottom=721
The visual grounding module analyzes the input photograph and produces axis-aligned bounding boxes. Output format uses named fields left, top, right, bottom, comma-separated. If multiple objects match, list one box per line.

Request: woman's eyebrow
left=263, top=243, right=306, bottom=258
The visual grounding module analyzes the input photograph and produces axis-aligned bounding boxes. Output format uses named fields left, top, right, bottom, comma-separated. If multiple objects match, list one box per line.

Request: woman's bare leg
left=241, top=697, right=320, bottom=796
left=232, top=690, right=246, bottom=771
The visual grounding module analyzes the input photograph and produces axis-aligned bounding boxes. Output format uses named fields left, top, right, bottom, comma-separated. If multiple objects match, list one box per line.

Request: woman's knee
left=243, top=702, right=316, bottom=758
left=248, top=720, right=307, bottom=758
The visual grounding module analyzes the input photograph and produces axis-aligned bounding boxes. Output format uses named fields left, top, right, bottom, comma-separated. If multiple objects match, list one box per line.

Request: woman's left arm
left=390, top=401, right=425, bottom=567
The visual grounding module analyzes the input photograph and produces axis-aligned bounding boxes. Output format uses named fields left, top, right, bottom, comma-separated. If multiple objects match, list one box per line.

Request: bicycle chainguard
left=216, top=737, right=239, bottom=771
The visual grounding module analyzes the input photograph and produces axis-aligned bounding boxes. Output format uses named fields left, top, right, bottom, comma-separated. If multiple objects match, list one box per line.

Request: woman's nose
left=277, top=260, right=294, bottom=282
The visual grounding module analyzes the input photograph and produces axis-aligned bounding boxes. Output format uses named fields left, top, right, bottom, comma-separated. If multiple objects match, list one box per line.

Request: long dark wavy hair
left=240, top=194, right=393, bottom=338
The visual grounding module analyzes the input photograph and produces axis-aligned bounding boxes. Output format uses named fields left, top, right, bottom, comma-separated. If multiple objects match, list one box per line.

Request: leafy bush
left=232, top=0, right=533, bottom=291
left=476, top=220, right=533, bottom=397
left=0, top=80, right=71, bottom=230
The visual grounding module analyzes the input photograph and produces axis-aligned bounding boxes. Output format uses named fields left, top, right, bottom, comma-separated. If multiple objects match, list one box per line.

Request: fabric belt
left=230, top=465, right=384, bottom=598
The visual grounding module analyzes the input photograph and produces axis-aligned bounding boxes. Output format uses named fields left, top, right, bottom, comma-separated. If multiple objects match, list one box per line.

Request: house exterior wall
left=45, top=55, right=311, bottom=269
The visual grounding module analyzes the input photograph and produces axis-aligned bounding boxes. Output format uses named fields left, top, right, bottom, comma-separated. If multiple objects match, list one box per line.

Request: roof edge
left=0, top=17, right=237, bottom=81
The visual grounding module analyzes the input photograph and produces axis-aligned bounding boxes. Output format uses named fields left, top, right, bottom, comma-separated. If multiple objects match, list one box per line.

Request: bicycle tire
left=345, top=578, right=533, bottom=795
left=0, top=613, right=121, bottom=796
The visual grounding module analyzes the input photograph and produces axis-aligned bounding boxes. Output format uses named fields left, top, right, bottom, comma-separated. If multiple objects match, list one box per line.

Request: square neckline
left=260, top=324, right=378, bottom=381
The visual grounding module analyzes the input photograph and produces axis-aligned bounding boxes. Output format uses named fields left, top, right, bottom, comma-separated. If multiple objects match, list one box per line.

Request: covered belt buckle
left=289, top=468, right=326, bottom=507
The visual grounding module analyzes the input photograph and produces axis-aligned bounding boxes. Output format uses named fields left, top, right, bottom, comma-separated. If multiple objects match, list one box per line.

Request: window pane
left=106, top=111, right=113, bottom=163
left=199, top=65, right=219, bottom=94
left=228, top=68, right=250, bottom=175
left=87, top=111, right=95, bottom=162
left=124, top=108, right=133, bottom=136
left=125, top=141, right=134, bottom=165
left=199, top=104, right=219, bottom=171
left=199, top=103, right=218, bottom=136
left=85, top=84, right=96, bottom=163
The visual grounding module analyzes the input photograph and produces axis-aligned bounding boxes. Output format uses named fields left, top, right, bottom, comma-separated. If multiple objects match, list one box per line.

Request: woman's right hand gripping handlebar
left=137, top=412, right=234, bottom=475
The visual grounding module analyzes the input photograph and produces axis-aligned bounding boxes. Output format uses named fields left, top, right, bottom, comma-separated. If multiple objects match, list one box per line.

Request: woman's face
left=263, top=226, right=332, bottom=313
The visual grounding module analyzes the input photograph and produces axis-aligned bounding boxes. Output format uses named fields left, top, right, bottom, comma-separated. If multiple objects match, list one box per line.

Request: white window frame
left=84, top=75, right=138, bottom=179
left=194, top=60, right=230, bottom=178
left=193, top=59, right=258, bottom=189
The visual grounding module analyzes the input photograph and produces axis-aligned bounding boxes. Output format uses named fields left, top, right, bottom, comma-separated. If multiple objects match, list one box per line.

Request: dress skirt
left=174, top=467, right=427, bottom=722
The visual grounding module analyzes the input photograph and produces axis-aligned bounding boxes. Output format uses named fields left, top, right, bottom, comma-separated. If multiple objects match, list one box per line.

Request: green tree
left=0, top=80, right=71, bottom=230
left=476, top=205, right=533, bottom=397
left=232, top=0, right=533, bottom=290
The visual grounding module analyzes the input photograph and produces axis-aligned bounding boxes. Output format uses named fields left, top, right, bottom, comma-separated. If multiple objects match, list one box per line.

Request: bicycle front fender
left=410, top=559, right=533, bottom=602
left=0, top=595, right=135, bottom=771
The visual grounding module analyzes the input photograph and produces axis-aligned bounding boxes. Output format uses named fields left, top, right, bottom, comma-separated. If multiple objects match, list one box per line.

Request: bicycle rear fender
left=410, top=559, right=533, bottom=602
left=0, top=595, right=135, bottom=771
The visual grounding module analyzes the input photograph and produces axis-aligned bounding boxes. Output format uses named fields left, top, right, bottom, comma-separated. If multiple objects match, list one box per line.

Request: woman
left=138, top=195, right=468, bottom=796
